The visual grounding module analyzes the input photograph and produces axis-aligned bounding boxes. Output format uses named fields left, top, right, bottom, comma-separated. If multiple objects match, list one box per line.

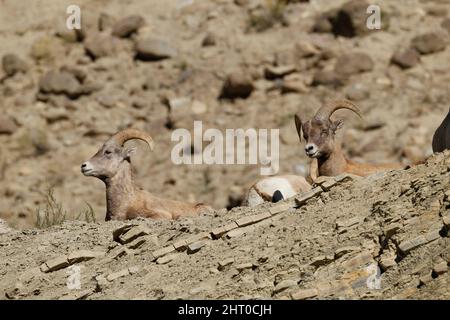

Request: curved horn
left=108, top=129, right=154, bottom=151
left=314, top=99, right=362, bottom=121
left=294, top=113, right=303, bottom=142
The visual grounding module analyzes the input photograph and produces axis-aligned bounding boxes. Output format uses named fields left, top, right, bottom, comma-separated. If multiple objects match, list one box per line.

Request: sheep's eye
left=321, top=130, right=328, bottom=136
left=104, top=150, right=112, bottom=155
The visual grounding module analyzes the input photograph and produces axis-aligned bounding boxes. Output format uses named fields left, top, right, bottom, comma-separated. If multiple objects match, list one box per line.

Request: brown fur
left=296, top=100, right=405, bottom=180
left=82, top=129, right=211, bottom=221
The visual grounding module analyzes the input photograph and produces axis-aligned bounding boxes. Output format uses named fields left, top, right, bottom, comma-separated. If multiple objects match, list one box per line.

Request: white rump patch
left=256, top=177, right=296, bottom=200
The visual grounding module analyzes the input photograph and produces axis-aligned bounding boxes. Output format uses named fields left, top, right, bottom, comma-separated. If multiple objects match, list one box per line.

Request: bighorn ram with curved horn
left=295, top=100, right=404, bottom=179
left=81, top=129, right=211, bottom=221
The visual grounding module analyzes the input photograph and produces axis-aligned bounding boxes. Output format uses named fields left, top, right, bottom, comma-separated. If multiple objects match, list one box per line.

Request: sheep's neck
left=317, top=145, right=347, bottom=176
left=104, top=163, right=136, bottom=219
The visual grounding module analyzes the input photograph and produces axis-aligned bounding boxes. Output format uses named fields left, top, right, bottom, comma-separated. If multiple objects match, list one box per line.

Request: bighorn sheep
left=432, top=107, right=450, bottom=153
left=243, top=175, right=312, bottom=207
left=295, top=100, right=404, bottom=179
left=81, top=129, right=211, bottom=221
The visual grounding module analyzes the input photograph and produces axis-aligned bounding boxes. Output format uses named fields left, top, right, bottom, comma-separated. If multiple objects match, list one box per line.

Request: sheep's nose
left=305, top=143, right=317, bottom=156
left=81, top=163, right=87, bottom=169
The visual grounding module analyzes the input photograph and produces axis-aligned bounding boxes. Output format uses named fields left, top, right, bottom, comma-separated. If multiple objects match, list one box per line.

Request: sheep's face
left=81, top=143, right=135, bottom=180
left=301, top=119, right=343, bottom=158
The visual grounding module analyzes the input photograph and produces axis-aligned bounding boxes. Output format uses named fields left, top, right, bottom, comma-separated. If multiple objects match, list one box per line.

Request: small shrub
left=36, top=188, right=96, bottom=228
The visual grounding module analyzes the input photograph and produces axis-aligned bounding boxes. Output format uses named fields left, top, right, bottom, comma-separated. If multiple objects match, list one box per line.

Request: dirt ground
left=0, top=0, right=449, bottom=299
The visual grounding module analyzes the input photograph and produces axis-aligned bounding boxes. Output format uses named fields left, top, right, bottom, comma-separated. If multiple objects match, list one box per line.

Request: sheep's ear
left=123, top=146, right=136, bottom=159
left=331, top=119, right=344, bottom=133
left=294, top=114, right=303, bottom=141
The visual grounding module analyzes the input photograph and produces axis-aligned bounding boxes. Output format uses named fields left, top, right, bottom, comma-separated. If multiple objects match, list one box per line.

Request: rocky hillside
left=1, top=0, right=450, bottom=229
left=1, top=151, right=449, bottom=300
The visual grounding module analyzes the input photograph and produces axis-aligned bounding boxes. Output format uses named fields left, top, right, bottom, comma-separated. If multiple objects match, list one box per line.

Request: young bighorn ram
left=295, top=100, right=404, bottom=179
left=81, top=129, right=211, bottom=221
left=432, top=107, right=450, bottom=153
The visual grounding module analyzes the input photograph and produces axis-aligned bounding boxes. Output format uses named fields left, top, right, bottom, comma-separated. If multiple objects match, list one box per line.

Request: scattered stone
left=251, top=211, right=272, bottom=223
left=0, top=115, right=18, bottom=135
left=273, top=279, right=297, bottom=294
left=411, top=32, right=447, bottom=55
left=152, top=245, right=176, bottom=259
left=112, top=224, right=136, bottom=242
left=433, top=260, right=448, bottom=276
left=313, top=0, right=387, bottom=37
left=68, top=250, right=105, bottom=263
left=335, top=173, right=361, bottom=183
left=295, top=41, right=320, bottom=58
left=336, top=217, right=361, bottom=229
left=312, top=70, right=344, bottom=87
left=295, top=187, right=322, bottom=207
left=291, top=288, right=318, bottom=300
left=219, top=71, right=254, bottom=99
left=383, top=222, right=401, bottom=238
left=264, top=65, right=296, bottom=80
left=107, top=268, right=130, bottom=281
left=235, top=216, right=254, bottom=227
left=2, top=54, right=27, bottom=76
left=218, top=258, right=235, bottom=270
left=128, top=266, right=140, bottom=275
left=135, top=38, right=177, bottom=61
left=398, top=235, right=427, bottom=253
left=99, top=12, right=116, bottom=31
left=156, top=253, right=180, bottom=264
left=310, top=255, right=335, bottom=267
left=30, top=36, right=65, bottom=61
left=84, top=33, right=116, bottom=59
left=391, top=48, right=421, bottom=69
left=117, top=225, right=151, bottom=244
left=379, top=252, right=397, bottom=270
left=280, top=74, right=309, bottom=94
left=226, top=225, right=254, bottom=238
left=211, top=222, right=239, bottom=239
left=187, top=240, right=207, bottom=254
left=112, top=15, right=145, bottom=37
left=191, top=100, right=207, bottom=114
left=269, top=202, right=292, bottom=215
left=126, top=236, right=148, bottom=249
left=345, top=84, right=370, bottom=101
left=38, top=70, right=83, bottom=98
left=184, top=232, right=211, bottom=245
left=335, top=246, right=358, bottom=259
left=41, top=256, right=69, bottom=273
left=235, top=262, right=254, bottom=271
left=335, top=52, right=374, bottom=77
left=202, top=32, right=216, bottom=46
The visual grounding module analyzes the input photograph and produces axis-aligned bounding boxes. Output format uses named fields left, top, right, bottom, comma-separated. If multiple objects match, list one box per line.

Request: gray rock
left=273, top=279, right=297, bottom=294
left=312, top=70, right=344, bottom=87
left=84, top=33, right=116, bottom=59
left=411, top=32, right=447, bottom=55
left=335, top=52, right=374, bottom=76
left=391, top=48, right=421, bottom=69
left=39, top=70, right=82, bottom=98
left=112, top=15, right=145, bottom=37
left=135, top=38, right=177, bottom=60
left=0, top=115, right=18, bottom=135
left=2, top=54, right=27, bottom=76
left=220, top=71, right=254, bottom=99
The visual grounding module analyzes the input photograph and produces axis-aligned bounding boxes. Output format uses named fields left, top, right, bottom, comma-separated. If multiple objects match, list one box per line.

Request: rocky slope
left=1, top=0, right=450, bottom=229
left=1, top=151, right=448, bottom=300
